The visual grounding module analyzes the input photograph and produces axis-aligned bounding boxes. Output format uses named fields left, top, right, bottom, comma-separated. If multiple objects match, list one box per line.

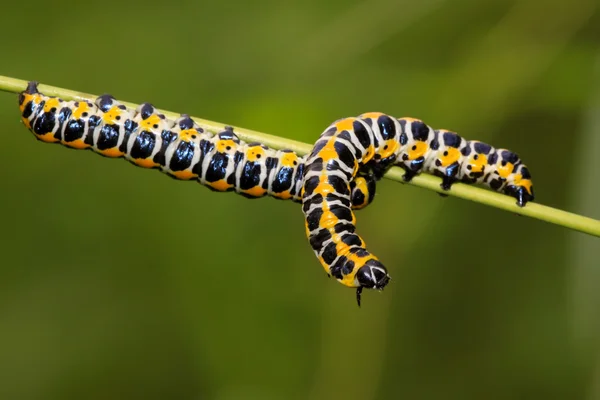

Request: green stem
left=1, top=74, right=599, bottom=237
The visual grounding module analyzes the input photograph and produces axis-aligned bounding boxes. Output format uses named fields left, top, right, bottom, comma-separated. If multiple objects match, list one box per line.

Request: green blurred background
left=1, top=0, right=599, bottom=399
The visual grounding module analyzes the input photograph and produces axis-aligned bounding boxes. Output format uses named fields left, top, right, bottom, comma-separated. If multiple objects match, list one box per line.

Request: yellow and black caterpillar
left=19, top=83, right=535, bottom=306
left=18, top=82, right=376, bottom=209
left=302, top=113, right=534, bottom=305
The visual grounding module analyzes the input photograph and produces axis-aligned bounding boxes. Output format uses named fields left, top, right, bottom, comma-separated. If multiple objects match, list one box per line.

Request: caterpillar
left=302, top=112, right=534, bottom=306
left=18, top=82, right=376, bottom=209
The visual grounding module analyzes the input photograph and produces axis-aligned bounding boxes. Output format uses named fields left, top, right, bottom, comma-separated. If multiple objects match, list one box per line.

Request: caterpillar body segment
left=18, top=82, right=377, bottom=209
left=302, top=117, right=392, bottom=307
left=356, top=114, right=535, bottom=207
left=302, top=113, right=534, bottom=306
left=458, top=140, right=534, bottom=207
left=415, top=130, right=535, bottom=206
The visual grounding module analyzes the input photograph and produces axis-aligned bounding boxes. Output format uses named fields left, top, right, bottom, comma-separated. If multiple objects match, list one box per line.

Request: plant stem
left=1, top=74, right=599, bottom=237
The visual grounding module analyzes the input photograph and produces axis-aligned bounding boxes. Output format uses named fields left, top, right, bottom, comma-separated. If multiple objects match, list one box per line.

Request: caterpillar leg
left=440, top=175, right=455, bottom=191
left=370, top=161, right=392, bottom=180
left=505, top=184, right=535, bottom=207
left=438, top=168, right=459, bottom=198
left=502, top=164, right=535, bottom=207
left=402, top=168, right=417, bottom=182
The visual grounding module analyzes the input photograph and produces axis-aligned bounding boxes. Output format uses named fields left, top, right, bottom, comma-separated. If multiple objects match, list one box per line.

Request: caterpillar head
left=355, top=259, right=390, bottom=307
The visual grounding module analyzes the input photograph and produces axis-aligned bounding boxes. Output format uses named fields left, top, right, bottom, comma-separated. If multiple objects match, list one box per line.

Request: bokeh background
left=1, top=0, right=599, bottom=399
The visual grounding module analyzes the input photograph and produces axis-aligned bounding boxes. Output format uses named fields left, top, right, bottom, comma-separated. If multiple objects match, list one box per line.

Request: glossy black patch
left=130, top=131, right=156, bottom=159
left=22, top=99, right=35, bottom=119
left=329, top=256, right=346, bottom=279
left=430, top=132, right=440, bottom=150
left=321, top=242, right=338, bottom=265
left=303, top=175, right=320, bottom=196
left=193, top=139, right=215, bottom=177
left=377, top=115, right=396, bottom=140
left=232, top=150, right=244, bottom=168
left=123, top=119, right=137, bottom=135
left=97, top=125, right=120, bottom=150
left=306, top=207, right=324, bottom=231
left=170, top=141, right=195, bottom=171
left=328, top=175, right=349, bottom=195
left=292, top=163, right=305, bottom=188
left=353, top=120, right=372, bottom=149
left=325, top=193, right=352, bottom=208
left=58, top=106, right=72, bottom=125
left=310, top=228, right=332, bottom=251
left=334, top=140, right=355, bottom=169
left=334, top=222, right=355, bottom=234
left=153, top=130, right=178, bottom=165
left=308, top=160, right=324, bottom=174
left=399, top=120, right=408, bottom=145
left=474, top=142, right=492, bottom=154
left=364, top=173, right=376, bottom=203
left=341, top=260, right=355, bottom=276
left=178, top=116, right=194, bottom=130
left=310, top=139, right=328, bottom=157
left=411, top=121, right=430, bottom=141
left=140, top=103, right=155, bottom=119
left=351, top=189, right=365, bottom=207
left=349, top=247, right=369, bottom=257
left=86, top=115, right=101, bottom=146
left=119, top=119, right=137, bottom=152
left=264, top=156, right=279, bottom=182
left=443, top=131, right=461, bottom=147
left=329, top=204, right=353, bottom=223
left=337, top=130, right=352, bottom=142
left=218, top=129, right=236, bottom=141
left=488, top=152, right=498, bottom=165
left=272, top=166, right=293, bottom=193
left=303, top=194, right=323, bottom=213
left=324, top=125, right=337, bottom=136
left=32, top=110, right=55, bottom=136
left=63, top=119, right=85, bottom=142
left=342, top=233, right=362, bottom=247
left=239, top=161, right=261, bottom=190
left=97, top=94, right=115, bottom=112
left=501, top=150, right=519, bottom=164
left=200, top=139, right=215, bottom=157
left=489, top=178, right=503, bottom=190
left=205, top=152, right=228, bottom=182
left=53, top=127, right=62, bottom=141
